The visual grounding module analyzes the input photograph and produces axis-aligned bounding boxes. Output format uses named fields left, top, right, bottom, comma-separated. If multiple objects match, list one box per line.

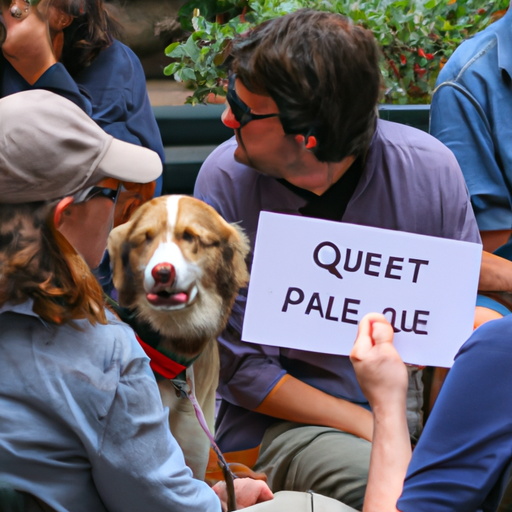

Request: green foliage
left=166, top=0, right=509, bottom=104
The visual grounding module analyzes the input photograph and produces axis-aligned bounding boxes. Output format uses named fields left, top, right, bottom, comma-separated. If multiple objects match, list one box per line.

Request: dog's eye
left=145, top=231, right=154, bottom=242
left=182, top=231, right=195, bottom=243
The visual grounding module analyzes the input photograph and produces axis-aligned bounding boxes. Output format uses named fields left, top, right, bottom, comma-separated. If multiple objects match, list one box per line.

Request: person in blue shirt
left=0, top=88, right=272, bottom=512
left=348, top=311, right=512, bottom=512
left=430, top=8, right=512, bottom=320
left=1, top=0, right=166, bottom=294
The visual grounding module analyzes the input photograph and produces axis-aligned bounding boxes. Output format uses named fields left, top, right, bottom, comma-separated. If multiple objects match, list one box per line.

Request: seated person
left=194, top=9, right=486, bottom=508
left=430, top=7, right=512, bottom=322
left=1, top=0, right=164, bottom=185
left=350, top=311, right=512, bottom=512
left=0, top=89, right=271, bottom=512
left=1, top=0, right=166, bottom=294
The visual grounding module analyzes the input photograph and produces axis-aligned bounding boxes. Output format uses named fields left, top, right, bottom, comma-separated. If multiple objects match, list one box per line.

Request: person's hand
left=212, top=478, right=274, bottom=510
left=2, top=0, right=56, bottom=84
left=350, top=313, right=408, bottom=410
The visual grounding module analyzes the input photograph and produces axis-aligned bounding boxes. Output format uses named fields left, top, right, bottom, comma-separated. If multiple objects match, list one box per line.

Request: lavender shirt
left=195, top=120, right=481, bottom=452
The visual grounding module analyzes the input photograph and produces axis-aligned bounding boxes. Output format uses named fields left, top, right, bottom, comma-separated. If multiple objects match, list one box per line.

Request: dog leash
left=172, top=378, right=238, bottom=511
left=104, top=295, right=238, bottom=511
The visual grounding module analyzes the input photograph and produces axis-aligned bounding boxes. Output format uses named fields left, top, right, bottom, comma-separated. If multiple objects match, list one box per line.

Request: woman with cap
left=0, top=89, right=272, bottom=512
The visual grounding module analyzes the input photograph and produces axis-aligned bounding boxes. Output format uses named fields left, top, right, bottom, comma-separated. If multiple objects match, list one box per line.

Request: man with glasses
left=194, top=9, right=481, bottom=509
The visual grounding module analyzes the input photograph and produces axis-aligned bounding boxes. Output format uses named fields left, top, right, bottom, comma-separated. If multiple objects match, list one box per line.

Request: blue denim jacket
left=431, top=9, right=512, bottom=235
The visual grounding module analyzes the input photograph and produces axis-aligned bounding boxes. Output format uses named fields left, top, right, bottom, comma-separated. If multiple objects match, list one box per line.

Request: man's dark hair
left=232, top=9, right=381, bottom=162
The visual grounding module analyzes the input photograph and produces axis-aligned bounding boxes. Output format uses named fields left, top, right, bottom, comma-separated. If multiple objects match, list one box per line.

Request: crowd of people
left=0, top=1, right=511, bottom=511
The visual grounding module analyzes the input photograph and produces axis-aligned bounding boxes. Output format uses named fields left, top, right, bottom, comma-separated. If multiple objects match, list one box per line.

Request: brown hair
left=232, top=9, right=381, bottom=162
left=56, top=0, right=121, bottom=76
left=0, top=202, right=106, bottom=326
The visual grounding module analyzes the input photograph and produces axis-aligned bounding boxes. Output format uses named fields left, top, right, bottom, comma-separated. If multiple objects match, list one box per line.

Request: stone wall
left=106, top=0, right=187, bottom=78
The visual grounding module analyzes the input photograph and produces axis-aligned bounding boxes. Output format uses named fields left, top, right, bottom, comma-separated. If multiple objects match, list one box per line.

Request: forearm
left=363, top=403, right=411, bottom=512
left=254, top=374, right=373, bottom=441
left=479, top=250, right=512, bottom=291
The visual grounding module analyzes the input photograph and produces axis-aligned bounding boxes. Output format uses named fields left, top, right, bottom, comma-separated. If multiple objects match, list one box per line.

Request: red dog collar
left=136, top=335, right=187, bottom=379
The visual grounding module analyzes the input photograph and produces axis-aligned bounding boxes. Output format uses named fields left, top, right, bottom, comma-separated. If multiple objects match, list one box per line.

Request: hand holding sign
left=350, top=313, right=408, bottom=408
left=243, top=212, right=482, bottom=367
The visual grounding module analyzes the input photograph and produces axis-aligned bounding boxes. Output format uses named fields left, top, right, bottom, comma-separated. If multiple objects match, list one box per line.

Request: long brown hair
left=0, top=202, right=106, bottom=325
left=56, top=0, right=121, bottom=76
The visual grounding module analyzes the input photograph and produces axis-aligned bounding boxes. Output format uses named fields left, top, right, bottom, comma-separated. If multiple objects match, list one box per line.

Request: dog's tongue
left=146, top=292, right=188, bottom=307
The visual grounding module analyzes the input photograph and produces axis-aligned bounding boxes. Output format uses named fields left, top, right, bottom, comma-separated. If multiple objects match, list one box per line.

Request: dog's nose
left=151, top=263, right=176, bottom=286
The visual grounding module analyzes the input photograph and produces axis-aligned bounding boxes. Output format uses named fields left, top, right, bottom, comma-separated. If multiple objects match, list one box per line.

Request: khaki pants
left=253, top=422, right=371, bottom=511
left=244, top=491, right=357, bottom=511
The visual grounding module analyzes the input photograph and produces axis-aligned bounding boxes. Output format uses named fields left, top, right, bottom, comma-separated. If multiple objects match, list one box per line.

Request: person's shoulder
left=200, top=137, right=248, bottom=176
left=460, top=314, right=512, bottom=357
left=370, top=120, right=466, bottom=196
left=374, top=119, right=457, bottom=164
left=104, top=39, right=136, bottom=59
left=196, top=137, right=261, bottom=196
left=96, top=39, right=144, bottom=73
left=436, top=22, right=499, bottom=85
left=54, top=311, right=146, bottom=372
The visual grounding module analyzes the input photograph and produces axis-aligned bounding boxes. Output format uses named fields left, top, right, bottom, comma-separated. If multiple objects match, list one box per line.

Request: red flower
left=418, top=48, right=426, bottom=58
left=414, top=63, right=426, bottom=78
left=240, top=6, right=247, bottom=23
left=400, top=54, right=407, bottom=65
left=389, top=59, right=400, bottom=78
left=477, top=8, right=486, bottom=14
left=425, top=53, right=434, bottom=60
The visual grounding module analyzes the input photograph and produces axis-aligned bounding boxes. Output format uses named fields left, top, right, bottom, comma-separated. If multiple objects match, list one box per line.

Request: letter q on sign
left=313, top=242, right=343, bottom=279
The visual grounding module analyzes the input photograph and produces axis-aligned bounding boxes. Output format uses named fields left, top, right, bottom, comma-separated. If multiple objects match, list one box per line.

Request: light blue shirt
left=431, top=9, right=512, bottom=237
left=0, top=302, right=220, bottom=512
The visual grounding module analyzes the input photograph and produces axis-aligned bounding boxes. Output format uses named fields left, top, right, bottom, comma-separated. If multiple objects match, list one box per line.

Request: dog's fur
left=108, top=195, right=249, bottom=478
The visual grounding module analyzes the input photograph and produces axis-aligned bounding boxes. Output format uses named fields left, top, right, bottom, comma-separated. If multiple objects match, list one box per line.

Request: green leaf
left=168, top=46, right=187, bottom=58
left=165, top=42, right=180, bottom=55
left=163, top=63, right=180, bottom=76
left=182, top=67, right=197, bottom=81
left=425, top=0, right=436, bottom=9
left=184, top=35, right=201, bottom=62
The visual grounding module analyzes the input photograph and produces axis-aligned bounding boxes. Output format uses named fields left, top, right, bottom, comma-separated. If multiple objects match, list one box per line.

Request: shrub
left=164, top=0, right=509, bottom=105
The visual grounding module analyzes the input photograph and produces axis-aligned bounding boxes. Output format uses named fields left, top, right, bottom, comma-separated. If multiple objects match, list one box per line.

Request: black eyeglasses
left=226, top=73, right=280, bottom=128
left=74, top=185, right=120, bottom=204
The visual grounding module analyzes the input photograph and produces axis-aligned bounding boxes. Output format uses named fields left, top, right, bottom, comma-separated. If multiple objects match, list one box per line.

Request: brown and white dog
left=108, top=195, right=249, bottom=479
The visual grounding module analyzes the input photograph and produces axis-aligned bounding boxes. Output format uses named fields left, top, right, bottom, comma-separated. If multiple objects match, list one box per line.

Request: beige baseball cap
left=0, top=89, right=163, bottom=203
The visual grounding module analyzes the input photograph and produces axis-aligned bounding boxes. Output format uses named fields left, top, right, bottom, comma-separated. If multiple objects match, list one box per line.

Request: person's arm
left=480, top=230, right=512, bottom=254
left=74, top=42, right=165, bottom=195
left=431, top=81, right=512, bottom=292
left=350, top=314, right=410, bottom=512
left=255, top=374, right=373, bottom=441
left=479, top=250, right=512, bottom=291
left=431, top=82, right=510, bottom=237
left=91, top=327, right=272, bottom=512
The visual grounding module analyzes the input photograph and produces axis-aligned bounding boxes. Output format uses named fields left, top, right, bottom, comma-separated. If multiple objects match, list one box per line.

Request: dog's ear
left=228, top=223, right=250, bottom=289
left=107, top=221, right=133, bottom=292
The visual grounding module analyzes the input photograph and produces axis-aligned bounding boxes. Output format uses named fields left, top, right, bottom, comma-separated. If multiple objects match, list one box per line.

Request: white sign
left=242, top=212, right=482, bottom=368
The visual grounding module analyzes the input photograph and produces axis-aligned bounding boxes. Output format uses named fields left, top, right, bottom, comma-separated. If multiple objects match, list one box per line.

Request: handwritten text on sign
left=242, top=212, right=482, bottom=367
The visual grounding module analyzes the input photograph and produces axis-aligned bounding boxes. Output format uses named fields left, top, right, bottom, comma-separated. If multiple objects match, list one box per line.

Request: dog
left=108, top=195, right=249, bottom=479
